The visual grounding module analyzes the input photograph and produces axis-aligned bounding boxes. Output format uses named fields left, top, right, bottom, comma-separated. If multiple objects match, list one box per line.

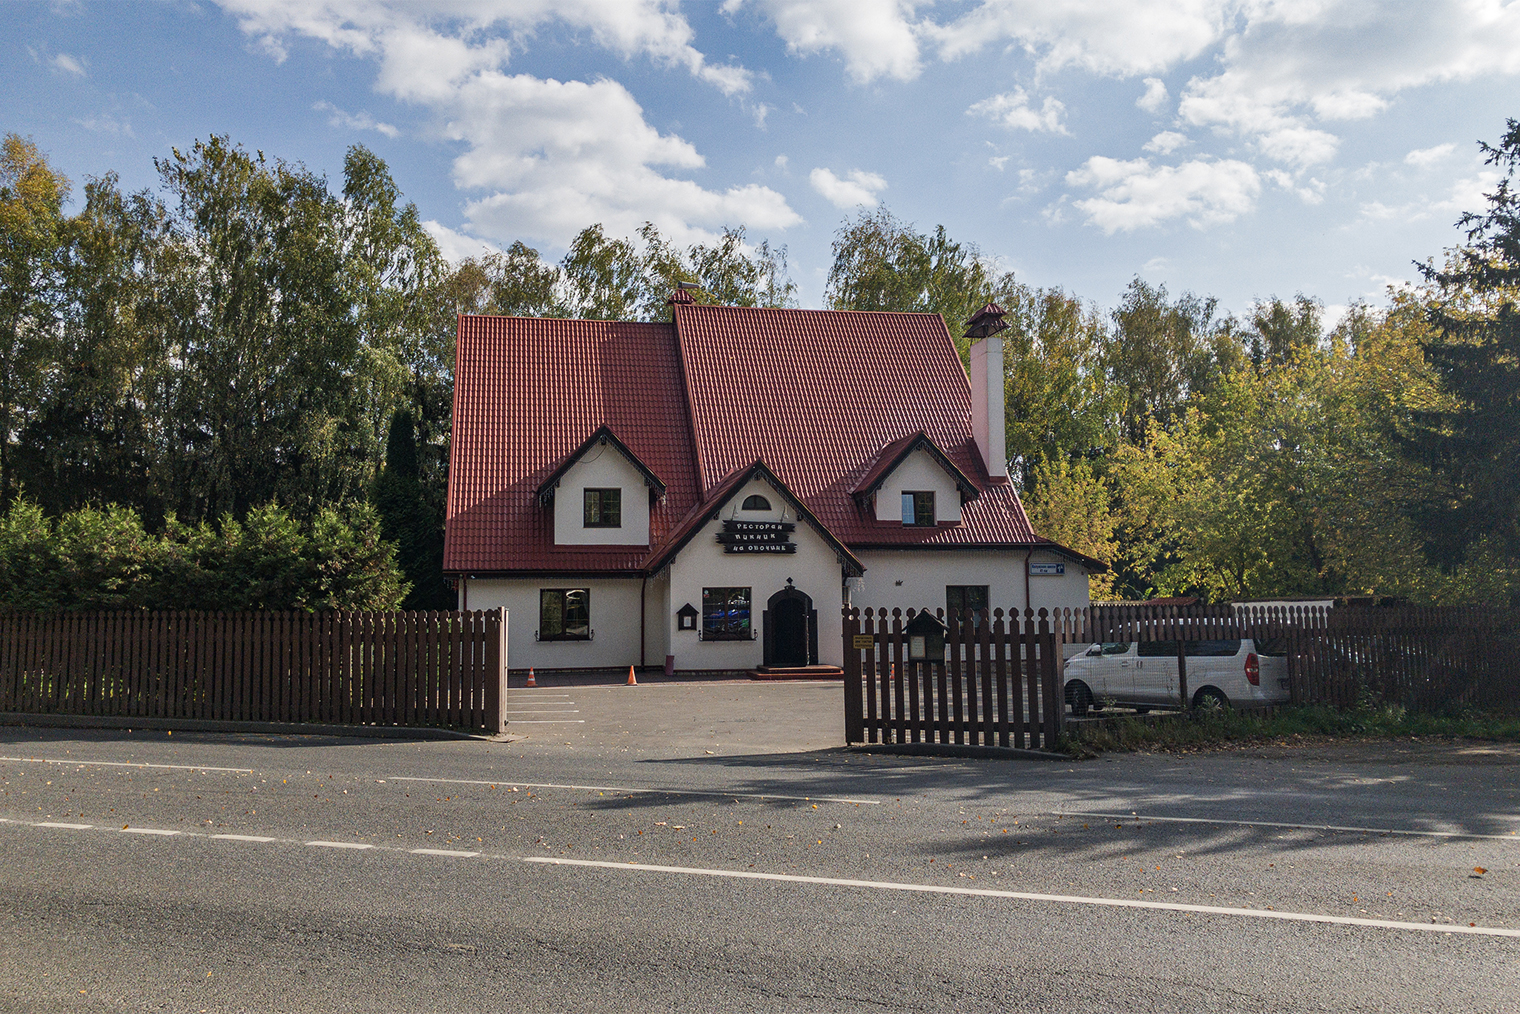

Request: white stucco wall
left=871, top=449, right=963, bottom=524
left=551, top=446, right=651, bottom=546
left=460, top=577, right=646, bottom=671
left=664, top=477, right=847, bottom=672
left=850, top=548, right=1090, bottom=620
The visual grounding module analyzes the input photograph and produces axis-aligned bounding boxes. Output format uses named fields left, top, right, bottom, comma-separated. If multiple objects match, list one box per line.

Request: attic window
left=901, top=491, right=935, bottom=527
left=583, top=488, right=621, bottom=528
left=741, top=495, right=771, bottom=511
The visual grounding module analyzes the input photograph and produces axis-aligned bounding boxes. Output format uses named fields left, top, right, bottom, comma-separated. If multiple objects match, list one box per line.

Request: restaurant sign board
left=717, top=520, right=797, bottom=554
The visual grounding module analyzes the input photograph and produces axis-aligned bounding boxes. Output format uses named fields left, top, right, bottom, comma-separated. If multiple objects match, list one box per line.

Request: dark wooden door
left=773, top=596, right=808, bottom=667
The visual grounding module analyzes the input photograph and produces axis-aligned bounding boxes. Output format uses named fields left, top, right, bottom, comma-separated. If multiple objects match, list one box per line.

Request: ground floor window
left=702, top=587, right=752, bottom=640
left=946, top=584, right=989, bottom=622
left=540, top=588, right=590, bottom=640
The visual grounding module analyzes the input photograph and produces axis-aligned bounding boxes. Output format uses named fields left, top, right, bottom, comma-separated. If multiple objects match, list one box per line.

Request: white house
left=444, top=294, right=1102, bottom=675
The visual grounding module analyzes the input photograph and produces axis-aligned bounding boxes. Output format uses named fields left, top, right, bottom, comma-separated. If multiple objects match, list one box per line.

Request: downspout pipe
left=1023, top=551, right=1032, bottom=617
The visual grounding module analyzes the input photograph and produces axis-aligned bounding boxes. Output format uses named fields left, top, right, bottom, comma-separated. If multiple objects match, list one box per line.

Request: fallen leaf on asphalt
left=1473, top=867, right=1487, bottom=875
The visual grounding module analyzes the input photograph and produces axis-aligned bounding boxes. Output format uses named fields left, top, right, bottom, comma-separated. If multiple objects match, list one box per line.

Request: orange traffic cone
left=526, top=667, right=537, bottom=688
left=626, top=665, right=638, bottom=686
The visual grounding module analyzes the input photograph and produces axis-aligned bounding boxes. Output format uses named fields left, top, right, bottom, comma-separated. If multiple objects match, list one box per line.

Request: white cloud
left=1432, top=170, right=1501, bottom=215
left=752, top=102, right=772, bottom=129
left=1177, top=2, right=1520, bottom=167
left=1255, top=126, right=1340, bottom=167
left=967, top=88, right=1067, bottom=133
left=774, top=154, right=789, bottom=171
left=1265, top=168, right=1326, bottom=204
left=222, top=0, right=754, bottom=95
left=989, top=155, right=1009, bottom=171
left=1405, top=143, right=1456, bottom=167
left=422, top=220, right=502, bottom=262
left=1137, top=77, right=1169, bottom=113
left=724, top=0, right=922, bottom=82
left=1359, top=169, right=1501, bottom=222
left=1143, top=131, right=1188, bottom=154
left=809, top=167, right=887, bottom=209
left=73, top=114, right=132, bottom=137
left=1066, top=156, right=1260, bottom=232
left=51, top=52, right=87, bottom=76
left=220, top=2, right=800, bottom=249
left=932, top=2, right=1226, bottom=76
left=313, top=100, right=400, bottom=137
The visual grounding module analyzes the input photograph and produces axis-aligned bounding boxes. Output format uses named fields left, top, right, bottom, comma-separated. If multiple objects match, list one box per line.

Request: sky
left=7, top=1, right=1520, bottom=322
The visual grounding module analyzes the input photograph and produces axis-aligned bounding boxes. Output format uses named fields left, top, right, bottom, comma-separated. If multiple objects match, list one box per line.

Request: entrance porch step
left=747, top=665, right=845, bottom=681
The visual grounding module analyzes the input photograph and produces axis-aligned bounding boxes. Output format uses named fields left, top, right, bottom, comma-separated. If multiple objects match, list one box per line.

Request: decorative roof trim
left=644, top=459, right=865, bottom=577
left=535, top=425, right=666, bottom=505
left=850, top=431, right=980, bottom=504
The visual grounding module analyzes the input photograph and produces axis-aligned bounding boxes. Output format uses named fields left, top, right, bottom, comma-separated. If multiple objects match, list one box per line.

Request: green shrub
left=0, top=496, right=407, bottom=611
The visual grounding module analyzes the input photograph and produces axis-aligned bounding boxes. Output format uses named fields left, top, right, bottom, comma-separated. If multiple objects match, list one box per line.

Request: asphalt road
left=2, top=681, right=1517, bottom=1013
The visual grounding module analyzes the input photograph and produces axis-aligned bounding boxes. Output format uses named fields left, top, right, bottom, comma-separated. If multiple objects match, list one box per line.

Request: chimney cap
left=964, top=303, right=1008, bottom=341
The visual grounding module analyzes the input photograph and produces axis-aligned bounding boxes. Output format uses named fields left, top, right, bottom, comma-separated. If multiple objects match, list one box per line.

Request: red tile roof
left=672, top=303, right=1038, bottom=547
left=444, top=315, right=699, bottom=574
left=445, top=302, right=1081, bottom=576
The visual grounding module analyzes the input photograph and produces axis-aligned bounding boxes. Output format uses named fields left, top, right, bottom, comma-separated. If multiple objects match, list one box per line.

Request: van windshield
left=1098, top=642, right=1130, bottom=655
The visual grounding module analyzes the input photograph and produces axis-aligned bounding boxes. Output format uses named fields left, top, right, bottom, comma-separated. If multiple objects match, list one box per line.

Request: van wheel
left=1133, top=707, right=1150, bottom=715
left=1193, top=687, right=1229, bottom=711
left=1066, top=681, right=1093, bottom=718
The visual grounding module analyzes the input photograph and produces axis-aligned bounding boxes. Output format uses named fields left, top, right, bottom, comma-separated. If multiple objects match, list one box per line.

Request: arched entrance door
left=763, top=583, right=816, bottom=668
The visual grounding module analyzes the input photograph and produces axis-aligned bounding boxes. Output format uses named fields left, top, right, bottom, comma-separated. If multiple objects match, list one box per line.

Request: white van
left=1063, top=638, right=1289, bottom=716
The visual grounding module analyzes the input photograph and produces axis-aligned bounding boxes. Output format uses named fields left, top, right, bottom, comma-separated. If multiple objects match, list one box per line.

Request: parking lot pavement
left=504, top=679, right=846, bottom=757
left=3, top=684, right=1518, bottom=1012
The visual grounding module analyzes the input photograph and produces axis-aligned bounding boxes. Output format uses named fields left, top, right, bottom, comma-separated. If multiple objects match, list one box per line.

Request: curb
left=847, top=743, right=1070, bottom=761
left=0, top=712, right=525, bottom=743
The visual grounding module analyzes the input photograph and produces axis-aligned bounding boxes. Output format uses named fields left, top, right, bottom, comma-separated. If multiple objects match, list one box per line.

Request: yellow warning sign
left=852, top=634, right=875, bottom=650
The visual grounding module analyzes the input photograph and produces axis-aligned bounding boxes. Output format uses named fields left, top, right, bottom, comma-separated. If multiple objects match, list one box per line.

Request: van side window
left=1137, top=640, right=1177, bottom=657
left=1189, top=639, right=1242, bottom=656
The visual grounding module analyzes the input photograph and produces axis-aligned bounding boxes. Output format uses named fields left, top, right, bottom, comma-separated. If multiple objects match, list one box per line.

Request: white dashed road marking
left=1061, top=811, right=1520, bottom=843
left=9, top=819, right=1514, bottom=938
left=307, top=841, right=372, bottom=849
left=525, top=857, right=1520, bottom=939
left=388, top=775, right=881, bottom=806
left=0, top=756, right=252, bottom=774
left=121, top=827, right=179, bottom=836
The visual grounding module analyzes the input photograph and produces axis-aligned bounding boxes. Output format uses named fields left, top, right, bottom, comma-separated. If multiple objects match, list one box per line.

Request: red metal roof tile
left=445, top=302, right=1054, bottom=576
left=672, top=303, right=1038, bottom=546
left=444, top=315, right=699, bottom=574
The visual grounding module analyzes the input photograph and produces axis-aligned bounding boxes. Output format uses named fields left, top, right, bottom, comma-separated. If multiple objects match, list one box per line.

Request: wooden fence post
left=484, top=607, right=507, bottom=734
left=842, top=607, right=863, bottom=744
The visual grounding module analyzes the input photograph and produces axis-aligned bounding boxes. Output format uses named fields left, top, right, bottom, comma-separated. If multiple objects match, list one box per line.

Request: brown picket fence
left=0, top=609, right=507, bottom=733
left=843, top=607, right=1063, bottom=751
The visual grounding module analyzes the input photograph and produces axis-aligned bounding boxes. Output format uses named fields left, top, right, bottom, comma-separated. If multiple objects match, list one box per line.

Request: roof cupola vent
left=964, top=303, right=1008, bottom=342
left=666, top=287, right=696, bottom=305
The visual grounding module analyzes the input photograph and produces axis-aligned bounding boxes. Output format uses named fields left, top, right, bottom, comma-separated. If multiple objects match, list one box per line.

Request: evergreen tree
left=1403, top=119, right=1520, bottom=588
left=373, top=410, right=450, bottom=609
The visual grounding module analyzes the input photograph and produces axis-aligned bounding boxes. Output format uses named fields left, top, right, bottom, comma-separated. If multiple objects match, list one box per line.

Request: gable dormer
left=851, top=432, right=978, bottom=526
left=537, top=426, right=665, bottom=546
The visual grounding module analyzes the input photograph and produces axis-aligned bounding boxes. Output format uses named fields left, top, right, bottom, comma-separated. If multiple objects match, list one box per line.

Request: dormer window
left=583, top=488, right=621, bottom=528
left=902, top=491, right=935, bottom=527
left=741, top=495, right=772, bottom=511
